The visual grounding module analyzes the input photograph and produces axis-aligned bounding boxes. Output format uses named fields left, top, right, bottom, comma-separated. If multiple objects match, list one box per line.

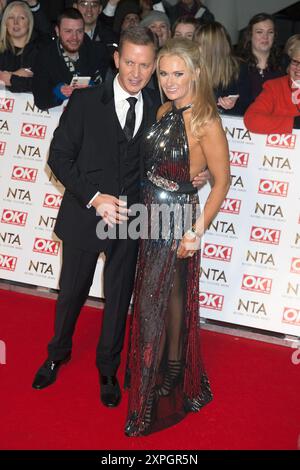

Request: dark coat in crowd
left=0, top=37, right=42, bottom=92
left=32, top=34, right=109, bottom=110
left=164, top=0, right=214, bottom=26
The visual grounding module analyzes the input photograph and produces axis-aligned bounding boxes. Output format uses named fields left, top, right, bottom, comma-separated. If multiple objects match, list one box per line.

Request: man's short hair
left=57, top=7, right=84, bottom=28
left=118, top=25, right=158, bottom=55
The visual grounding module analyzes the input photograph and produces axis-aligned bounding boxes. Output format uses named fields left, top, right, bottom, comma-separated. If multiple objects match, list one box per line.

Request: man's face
left=74, top=0, right=101, bottom=28
left=148, top=21, right=170, bottom=47
left=121, top=13, right=140, bottom=32
left=114, top=41, right=156, bottom=95
left=56, top=18, right=85, bottom=53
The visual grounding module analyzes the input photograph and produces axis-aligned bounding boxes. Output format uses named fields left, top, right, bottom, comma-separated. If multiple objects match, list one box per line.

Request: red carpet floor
left=0, top=288, right=299, bottom=450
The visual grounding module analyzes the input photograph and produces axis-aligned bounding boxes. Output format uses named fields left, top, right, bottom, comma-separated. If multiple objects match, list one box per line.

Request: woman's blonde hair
left=0, top=1, right=33, bottom=54
left=285, top=34, right=300, bottom=59
left=157, top=38, right=219, bottom=141
left=193, top=21, right=239, bottom=89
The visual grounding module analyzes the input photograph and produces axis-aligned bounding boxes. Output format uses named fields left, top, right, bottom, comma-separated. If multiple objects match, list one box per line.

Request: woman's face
left=6, top=6, right=29, bottom=42
left=158, top=54, right=195, bottom=106
left=173, top=23, right=196, bottom=40
left=251, top=19, right=275, bottom=55
left=289, top=50, right=300, bottom=83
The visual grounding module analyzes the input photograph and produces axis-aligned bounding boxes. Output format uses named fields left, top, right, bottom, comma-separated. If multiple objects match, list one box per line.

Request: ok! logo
left=266, top=134, right=296, bottom=149
left=241, top=274, right=273, bottom=294
left=258, top=179, right=289, bottom=198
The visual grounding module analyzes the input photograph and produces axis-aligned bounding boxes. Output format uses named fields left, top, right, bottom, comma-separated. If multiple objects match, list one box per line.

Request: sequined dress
left=125, top=104, right=212, bottom=437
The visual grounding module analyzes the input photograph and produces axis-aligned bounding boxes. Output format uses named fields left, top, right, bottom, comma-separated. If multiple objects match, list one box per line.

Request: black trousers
left=47, top=236, right=138, bottom=376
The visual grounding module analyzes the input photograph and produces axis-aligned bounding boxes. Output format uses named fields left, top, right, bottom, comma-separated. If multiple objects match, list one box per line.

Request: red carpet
left=0, top=288, right=299, bottom=450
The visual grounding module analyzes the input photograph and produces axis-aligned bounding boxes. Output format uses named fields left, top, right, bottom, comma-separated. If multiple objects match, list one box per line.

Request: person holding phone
left=32, top=7, right=108, bottom=109
left=194, top=21, right=252, bottom=115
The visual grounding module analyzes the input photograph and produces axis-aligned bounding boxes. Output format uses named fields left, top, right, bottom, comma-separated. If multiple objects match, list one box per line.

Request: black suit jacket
left=48, top=80, right=160, bottom=252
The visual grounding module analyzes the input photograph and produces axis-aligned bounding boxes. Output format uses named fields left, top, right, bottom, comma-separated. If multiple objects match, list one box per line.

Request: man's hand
left=60, top=85, right=77, bottom=98
left=107, top=0, right=121, bottom=6
left=92, top=194, right=130, bottom=227
left=0, top=0, right=7, bottom=14
left=192, top=168, right=211, bottom=189
left=23, top=0, right=39, bottom=6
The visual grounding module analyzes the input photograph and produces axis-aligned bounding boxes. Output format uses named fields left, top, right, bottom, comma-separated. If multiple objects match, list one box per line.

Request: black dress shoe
left=99, top=374, right=121, bottom=407
left=32, top=355, right=71, bottom=390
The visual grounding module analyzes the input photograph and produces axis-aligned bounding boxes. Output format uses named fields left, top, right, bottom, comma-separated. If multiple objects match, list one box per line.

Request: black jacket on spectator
left=90, top=15, right=118, bottom=54
left=0, top=38, right=40, bottom=92
left=164, top=1, right=214, bottom=26
left=32, top=34, right=108, bottom=110
left=214, top=62, right=254, bottom=116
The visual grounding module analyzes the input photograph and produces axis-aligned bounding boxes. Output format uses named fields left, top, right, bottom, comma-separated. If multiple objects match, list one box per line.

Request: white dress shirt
left=113, top=74, right=143, bottom=138
left=87, top=75, right=143, bottom=208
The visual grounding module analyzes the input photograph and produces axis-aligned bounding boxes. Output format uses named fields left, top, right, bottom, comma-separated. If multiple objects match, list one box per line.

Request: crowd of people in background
left=0, top=0, right=299, bottom=131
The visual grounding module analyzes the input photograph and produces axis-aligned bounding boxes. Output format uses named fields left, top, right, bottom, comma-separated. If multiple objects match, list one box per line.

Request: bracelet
left=185, top=228, right=200, bottom=239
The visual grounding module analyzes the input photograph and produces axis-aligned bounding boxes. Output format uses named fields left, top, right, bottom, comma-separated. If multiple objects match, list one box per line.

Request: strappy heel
left=156, top=359, right=182, bottom=397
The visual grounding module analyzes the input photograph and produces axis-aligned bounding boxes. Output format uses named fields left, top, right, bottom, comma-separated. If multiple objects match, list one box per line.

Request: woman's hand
left=0, top=71, right=12, bottom=86
left=177, top=231, right=201, bottom=259
left=12, top=68, right=33, bottom=78
left=217, top=95, right=239, bottom=110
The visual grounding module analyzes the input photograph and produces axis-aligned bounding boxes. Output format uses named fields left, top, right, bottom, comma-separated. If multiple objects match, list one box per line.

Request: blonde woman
left=0, top=1, right=37, bottom=92
left=193, top=21, right=251, bottom=115
left=125, top=38, right=230, bottom=436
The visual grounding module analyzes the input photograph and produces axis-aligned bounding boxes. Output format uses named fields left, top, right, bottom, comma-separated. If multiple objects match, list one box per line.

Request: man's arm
left=49, top=89, right=129, bottom=225
left=48, top=90, right=100, bottom=206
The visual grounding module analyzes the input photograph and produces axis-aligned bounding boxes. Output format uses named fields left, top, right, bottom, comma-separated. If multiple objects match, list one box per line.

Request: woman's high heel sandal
left=156, top=359, right=182, bottom=397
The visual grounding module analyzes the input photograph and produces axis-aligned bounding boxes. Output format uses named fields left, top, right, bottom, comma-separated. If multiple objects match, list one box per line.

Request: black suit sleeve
left=48, top=90, right=101, bottom=206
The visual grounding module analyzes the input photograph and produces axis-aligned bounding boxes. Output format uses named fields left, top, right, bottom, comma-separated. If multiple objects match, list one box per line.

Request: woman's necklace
left=257, top=67, right=265, bottom=79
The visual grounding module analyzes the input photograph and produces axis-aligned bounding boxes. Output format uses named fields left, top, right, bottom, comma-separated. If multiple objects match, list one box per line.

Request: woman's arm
left=177, top=118, right=230, bottom=258
left=194, top=118, right=230, bottom=235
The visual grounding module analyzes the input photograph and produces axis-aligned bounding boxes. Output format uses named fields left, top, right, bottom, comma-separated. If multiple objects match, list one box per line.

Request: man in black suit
left=32, top=26, right=160, bottom=408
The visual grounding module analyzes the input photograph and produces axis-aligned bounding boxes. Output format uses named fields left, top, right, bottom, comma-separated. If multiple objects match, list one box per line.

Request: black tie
left=123, top=97, right=137, bottom=140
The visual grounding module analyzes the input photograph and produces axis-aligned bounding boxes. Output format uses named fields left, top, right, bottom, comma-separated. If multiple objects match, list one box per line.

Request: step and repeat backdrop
left=0, top=92, right=299, bottom=337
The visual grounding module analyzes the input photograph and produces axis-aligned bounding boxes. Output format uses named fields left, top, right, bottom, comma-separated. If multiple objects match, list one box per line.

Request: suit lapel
left=99, top=80, right=120, bottom=164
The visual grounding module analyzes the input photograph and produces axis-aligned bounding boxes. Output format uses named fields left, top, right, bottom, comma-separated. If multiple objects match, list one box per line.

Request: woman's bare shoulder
left=156, top=101, right=172, bottom=121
